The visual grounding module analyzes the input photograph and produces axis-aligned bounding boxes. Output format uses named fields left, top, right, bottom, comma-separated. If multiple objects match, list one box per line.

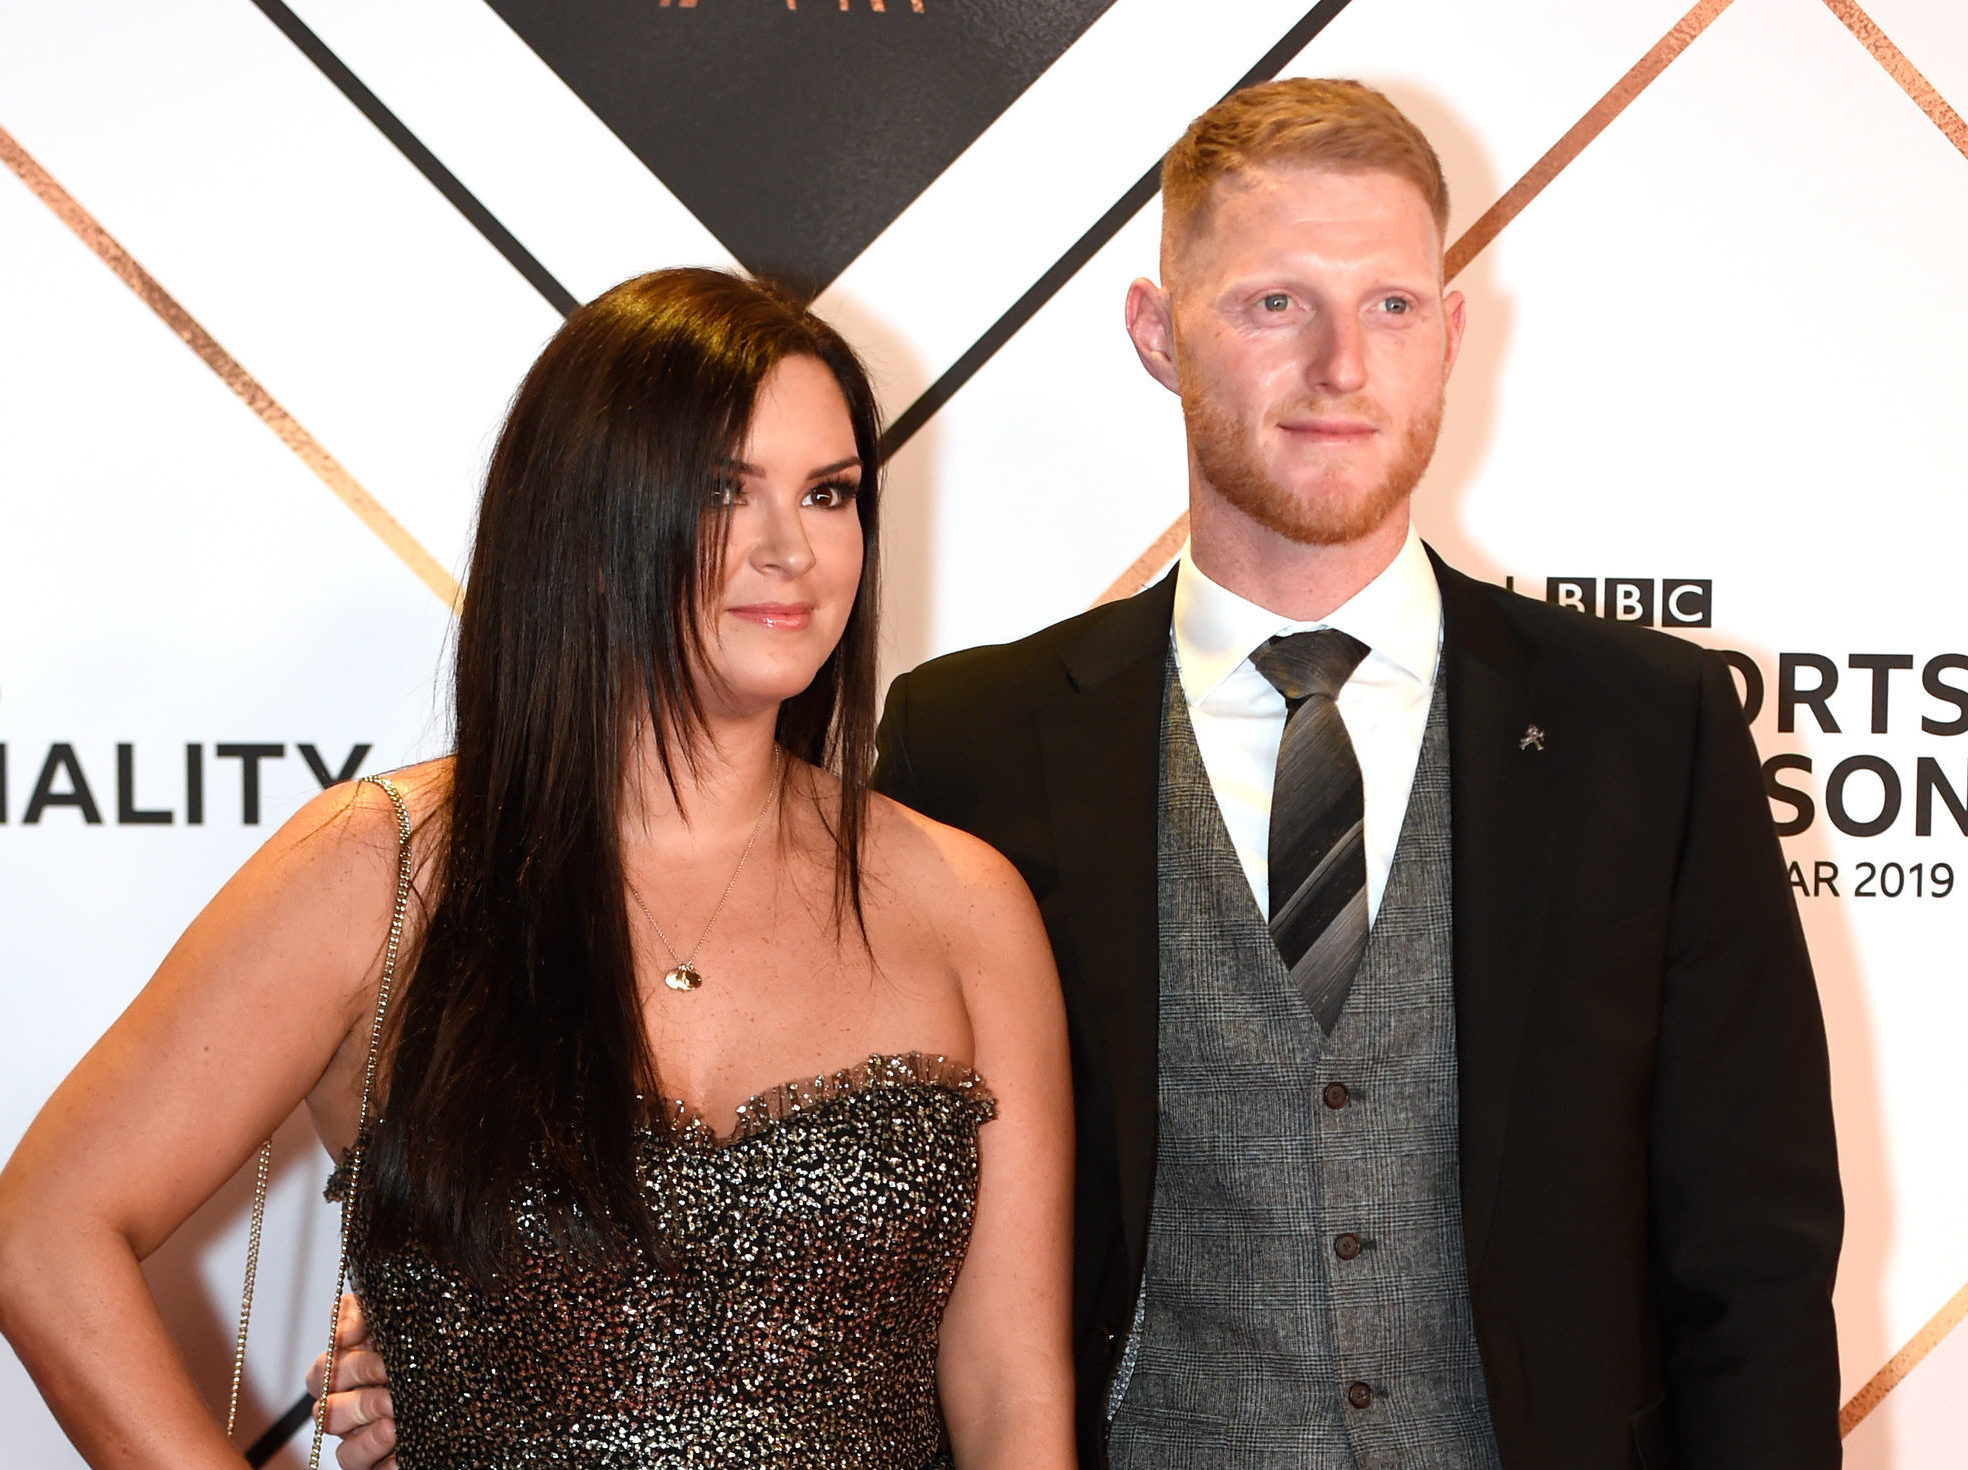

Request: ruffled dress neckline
left=654, top=1050, right=993, bottom=1148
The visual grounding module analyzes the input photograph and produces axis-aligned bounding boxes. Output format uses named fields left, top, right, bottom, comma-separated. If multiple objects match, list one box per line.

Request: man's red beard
left=1182, top=383, right=1444, bottom=547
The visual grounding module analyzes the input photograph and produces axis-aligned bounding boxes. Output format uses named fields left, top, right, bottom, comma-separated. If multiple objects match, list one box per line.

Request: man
left=322, top=79, right=1841, bottom=1468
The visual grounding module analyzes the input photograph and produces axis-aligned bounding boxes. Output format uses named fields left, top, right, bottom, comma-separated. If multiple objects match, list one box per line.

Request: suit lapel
left=1433, top=551, right=1560, bottom=1288
left=1038, top=573, right=1175, bottom=1280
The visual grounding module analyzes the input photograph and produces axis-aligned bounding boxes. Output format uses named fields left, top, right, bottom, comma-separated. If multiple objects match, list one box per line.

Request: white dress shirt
left=1170, top=525, right=1444, bottom=922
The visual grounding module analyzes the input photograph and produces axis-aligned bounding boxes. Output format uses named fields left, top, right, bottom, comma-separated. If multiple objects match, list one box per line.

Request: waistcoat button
left=1322, top=1082, right=1350, bottom=1109
left=1334, top=1232, right=1362, bottom=1260
left=1347, top=1381, right=1374, bottom=1410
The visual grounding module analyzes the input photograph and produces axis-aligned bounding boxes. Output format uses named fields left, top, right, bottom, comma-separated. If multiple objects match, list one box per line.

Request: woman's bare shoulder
left=789, top=763, right=1014, bottom=901
left=262, top=758, right=449, bottom=878
left=861, top=793, right=1048, bottom=972
left=225, top=758, right=453, bottom=973
left=861, top=796, right=1063, bottom=1068
left=865, top=791, right=1027, bottom=902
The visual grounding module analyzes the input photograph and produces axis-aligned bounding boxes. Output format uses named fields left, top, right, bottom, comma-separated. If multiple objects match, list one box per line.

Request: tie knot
left=1250, top=629, right=1370, bottom=706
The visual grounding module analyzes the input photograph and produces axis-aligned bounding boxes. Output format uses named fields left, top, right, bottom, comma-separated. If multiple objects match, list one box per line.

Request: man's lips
left=1277, top=416, right=1379, bottom=441
left=724, top=603, right=813, bottom=630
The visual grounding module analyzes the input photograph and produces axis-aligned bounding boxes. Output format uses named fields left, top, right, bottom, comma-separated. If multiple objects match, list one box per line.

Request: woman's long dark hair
left=362, top=269, right=884, bottom=1277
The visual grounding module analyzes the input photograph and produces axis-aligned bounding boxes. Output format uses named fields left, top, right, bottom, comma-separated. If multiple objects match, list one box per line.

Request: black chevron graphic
left=485, top=0, right=1120, bottom=297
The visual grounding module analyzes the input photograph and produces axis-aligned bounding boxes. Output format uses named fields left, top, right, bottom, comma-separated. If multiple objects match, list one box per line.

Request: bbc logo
left=1545, top=578, right=1712, bottom=628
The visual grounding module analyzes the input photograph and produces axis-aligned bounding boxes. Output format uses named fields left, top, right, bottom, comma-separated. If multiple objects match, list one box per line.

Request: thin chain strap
left=224, top=1141, right=273, bottom=1438
left=312, top=775, right=413, bottom=1468
left=221, top=775, right=414, bottom=1463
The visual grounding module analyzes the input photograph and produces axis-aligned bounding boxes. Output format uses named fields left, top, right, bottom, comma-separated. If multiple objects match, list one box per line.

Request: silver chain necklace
left=625, top=754, right=784, bottom=992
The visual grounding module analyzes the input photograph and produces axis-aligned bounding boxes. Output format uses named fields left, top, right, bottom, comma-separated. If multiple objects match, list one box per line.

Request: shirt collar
left=1171, top=523, right=1443, bottom=705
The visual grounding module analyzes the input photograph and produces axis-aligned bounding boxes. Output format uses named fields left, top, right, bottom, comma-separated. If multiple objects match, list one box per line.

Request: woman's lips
left=724, top=603, right=813, bottom=630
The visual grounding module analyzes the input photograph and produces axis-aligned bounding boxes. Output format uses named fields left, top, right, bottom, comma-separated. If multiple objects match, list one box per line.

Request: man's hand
left=306, top=1294, right=397, bottom=1470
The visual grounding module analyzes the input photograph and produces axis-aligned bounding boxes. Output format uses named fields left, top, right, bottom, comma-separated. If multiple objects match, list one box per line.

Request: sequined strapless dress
left=333, top=1053, right=996, bottom=1470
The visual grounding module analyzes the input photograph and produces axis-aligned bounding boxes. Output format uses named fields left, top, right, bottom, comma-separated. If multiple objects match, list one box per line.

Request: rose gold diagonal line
left=1841, top=1276, right=1968, bottom=1436
left=1443, top=0, right=1735, bottom=280
left=1090, top=518, right=1182, bottom=607
left=1823, top=0, right=1968, bottom=163
left=1092, top=0, right=1736, bottom=609
left=0, top=124, right=462, bottom=612
left=1095, top=513, right=1192, bottom=606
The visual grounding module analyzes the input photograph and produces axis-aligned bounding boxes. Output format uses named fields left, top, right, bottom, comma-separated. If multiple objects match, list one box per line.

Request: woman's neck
left=620, top=706, right=784, bottom=844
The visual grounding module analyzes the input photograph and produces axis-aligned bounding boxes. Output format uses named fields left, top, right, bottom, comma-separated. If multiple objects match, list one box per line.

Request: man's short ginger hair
left=1160, top=79, right=1450, bottom=274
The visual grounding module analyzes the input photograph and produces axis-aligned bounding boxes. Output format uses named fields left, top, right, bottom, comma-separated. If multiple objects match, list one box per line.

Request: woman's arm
left=927, top=829, right=1077, bottom=1470
left=0, top=778, right=423, bottom=1470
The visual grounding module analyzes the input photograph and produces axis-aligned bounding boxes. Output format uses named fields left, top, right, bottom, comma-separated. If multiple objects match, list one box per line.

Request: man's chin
left=1241, top=475, right=1408, bottom=548
left=1276, top=467, right=1385, bottom=506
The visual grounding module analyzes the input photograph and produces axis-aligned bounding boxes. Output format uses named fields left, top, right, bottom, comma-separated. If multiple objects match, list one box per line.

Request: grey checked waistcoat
left=1106, top=661, right=1500, bottom=1470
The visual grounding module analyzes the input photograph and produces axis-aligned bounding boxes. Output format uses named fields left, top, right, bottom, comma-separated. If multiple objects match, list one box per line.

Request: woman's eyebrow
left=805, top=457, right=862, bottom=479
left=721, top=456, right=861, bottom=479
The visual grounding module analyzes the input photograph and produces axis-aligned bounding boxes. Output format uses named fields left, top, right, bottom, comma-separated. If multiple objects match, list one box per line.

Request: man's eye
left=1381, top=296, right=1411, bottom=314
left=1260, top=292, right=1291, bottom=313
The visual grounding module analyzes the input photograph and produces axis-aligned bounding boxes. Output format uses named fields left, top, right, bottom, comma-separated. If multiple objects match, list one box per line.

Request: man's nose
left=749, top=496, right=816, bottom=578
left=1306, top=314, right=1368, bottom=397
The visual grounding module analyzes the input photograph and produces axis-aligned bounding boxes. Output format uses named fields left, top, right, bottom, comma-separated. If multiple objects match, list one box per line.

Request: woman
left=0, top=270, right=1076, bottom=1468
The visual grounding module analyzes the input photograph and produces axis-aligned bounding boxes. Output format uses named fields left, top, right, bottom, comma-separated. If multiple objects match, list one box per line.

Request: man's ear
left=1124, top=278, right=1182, bottom=397
left=1442, top=287, right=1468, bottom=379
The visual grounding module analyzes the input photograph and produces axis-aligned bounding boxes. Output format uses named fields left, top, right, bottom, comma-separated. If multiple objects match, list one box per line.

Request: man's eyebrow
left=721, top=456, right=863, bottom=479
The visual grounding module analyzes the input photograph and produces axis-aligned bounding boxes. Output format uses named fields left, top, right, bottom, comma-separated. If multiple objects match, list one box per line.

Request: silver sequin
left=332, top=1053, right=995, bottom=1469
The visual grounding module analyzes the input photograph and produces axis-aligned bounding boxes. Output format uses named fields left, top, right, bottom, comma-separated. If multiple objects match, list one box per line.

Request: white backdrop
left=2, top=0, right=1964, bottom=1463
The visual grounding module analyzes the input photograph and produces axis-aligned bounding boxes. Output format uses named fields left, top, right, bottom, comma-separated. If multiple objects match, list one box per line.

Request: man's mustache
left=1266, top=397, right=1389, bottom=430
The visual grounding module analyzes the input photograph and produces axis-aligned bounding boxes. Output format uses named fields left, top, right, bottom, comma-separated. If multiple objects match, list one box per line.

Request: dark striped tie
left=1250, top=629, right=1371, bottom=1034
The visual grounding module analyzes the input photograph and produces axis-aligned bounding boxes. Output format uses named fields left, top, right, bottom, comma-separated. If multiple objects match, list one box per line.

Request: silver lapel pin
left=1519, top=724, right=1546, bottom=751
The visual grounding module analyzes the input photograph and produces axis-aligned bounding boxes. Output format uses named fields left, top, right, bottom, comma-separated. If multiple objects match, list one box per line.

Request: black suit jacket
left=872, top=551, right=1842, bottom=1470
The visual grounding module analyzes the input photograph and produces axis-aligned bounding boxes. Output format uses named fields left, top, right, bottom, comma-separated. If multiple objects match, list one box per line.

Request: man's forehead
left=1170, top=163, right=1444, bottom=283
left=1211, top=162, right=1434, bottom=226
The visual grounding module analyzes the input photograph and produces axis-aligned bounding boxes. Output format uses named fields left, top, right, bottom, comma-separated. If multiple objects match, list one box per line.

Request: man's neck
left=1187, top=495, right=1412, bottom=622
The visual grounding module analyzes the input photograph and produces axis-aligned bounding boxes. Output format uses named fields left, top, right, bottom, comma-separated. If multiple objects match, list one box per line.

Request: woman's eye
left=804, top=481, right=859, bottom=509
left=1260, top=292, right=1291, bottom=313
left=709, top=482, right=741, bottom=508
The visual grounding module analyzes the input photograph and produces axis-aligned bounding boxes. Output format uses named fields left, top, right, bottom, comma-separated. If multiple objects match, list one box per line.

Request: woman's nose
left=748, top=496, right=816, bottom=578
